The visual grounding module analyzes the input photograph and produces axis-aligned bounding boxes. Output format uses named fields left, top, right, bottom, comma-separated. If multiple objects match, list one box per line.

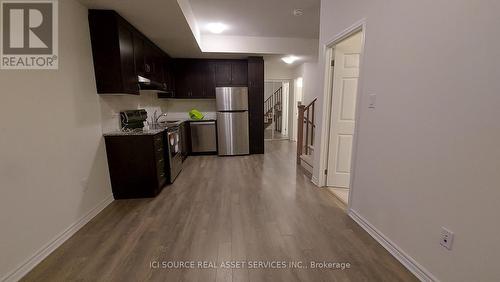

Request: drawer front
left=156, top=160, right=167, bottom=187
left=153, top=134, right=164, bottom=159
left=153, top=134, right=163, bottom=147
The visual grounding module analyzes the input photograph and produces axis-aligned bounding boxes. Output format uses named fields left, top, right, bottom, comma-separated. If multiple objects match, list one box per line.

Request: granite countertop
left=163, top=118, right=217, bottom=124
left=103, top=119, right=216, bottom=137
left=187, top=119, right=216, bottom=122
left=103, top=128, right=165, bottom=136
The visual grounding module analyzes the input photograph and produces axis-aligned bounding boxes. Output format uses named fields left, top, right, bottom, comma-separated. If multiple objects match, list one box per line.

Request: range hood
left=138, top=75, right=167, bottom=92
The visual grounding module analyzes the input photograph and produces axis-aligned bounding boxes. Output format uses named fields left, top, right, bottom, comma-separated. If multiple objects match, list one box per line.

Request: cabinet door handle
left=145, top=64, right=151, bottom=73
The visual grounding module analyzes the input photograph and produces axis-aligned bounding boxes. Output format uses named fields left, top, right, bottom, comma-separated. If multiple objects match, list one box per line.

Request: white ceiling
left=189, top=0, right=320, bottom=38
left=78, top=0, right=320, bottom=64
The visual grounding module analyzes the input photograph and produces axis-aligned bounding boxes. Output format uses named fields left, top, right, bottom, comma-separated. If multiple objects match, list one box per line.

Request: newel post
left=297, top=102, right=305, bottom=164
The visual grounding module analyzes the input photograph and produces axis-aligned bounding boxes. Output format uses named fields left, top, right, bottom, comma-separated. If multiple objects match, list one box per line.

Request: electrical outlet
left=440, top=227, right=454, bottom=250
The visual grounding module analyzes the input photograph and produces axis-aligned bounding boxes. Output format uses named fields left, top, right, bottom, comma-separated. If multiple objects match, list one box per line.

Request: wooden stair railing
left=297, top=97, right=317, bottom=164
left=263, top=87, right=283, bottom=131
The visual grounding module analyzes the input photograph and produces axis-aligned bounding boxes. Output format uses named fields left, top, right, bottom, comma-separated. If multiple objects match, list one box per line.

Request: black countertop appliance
left=120, top=109, right=147, bottom=130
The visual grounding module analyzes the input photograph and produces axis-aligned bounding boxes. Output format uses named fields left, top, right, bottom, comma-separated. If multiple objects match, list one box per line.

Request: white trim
left=348, top=209, right=439, bottom=282
left=318, top=19, right=367, bottom=214
left=1, top=194, right=114, bottom=282
left=265, top=79, right=292, bottom=140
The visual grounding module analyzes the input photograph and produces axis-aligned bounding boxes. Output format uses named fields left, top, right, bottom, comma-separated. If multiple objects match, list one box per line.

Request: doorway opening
left=264, top=80, right=290, bottom=141
left=291, top=77, right=303, bottom=142
left=323, top=29, right=364, bottom=206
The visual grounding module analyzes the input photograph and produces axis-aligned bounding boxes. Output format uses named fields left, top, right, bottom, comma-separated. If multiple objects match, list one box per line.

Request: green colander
left=189, top=109, right=204, bottom=120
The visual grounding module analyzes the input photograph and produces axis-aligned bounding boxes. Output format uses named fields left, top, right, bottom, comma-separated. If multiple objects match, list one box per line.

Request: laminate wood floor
left=22, top=141, right=417, bottom=282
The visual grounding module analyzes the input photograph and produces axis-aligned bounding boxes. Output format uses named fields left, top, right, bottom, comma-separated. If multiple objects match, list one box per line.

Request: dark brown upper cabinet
left=215, top=60, right=248, bottom=86
left=203, top=61, right=216, bottom=98
left=145, top=43, right=165, bottom=84
left=163, top=56, right=175, bottom=93
left=133, top=32, right=145, bottom=77
left=89, top=9, right=170, bottom=95
left=170, top=59, right=216, bottom=99
left=231, top=60, right=249, bottom=85
left=215, top=61, right=231, bottom=85
left=89, top=10, right=139, bottom=95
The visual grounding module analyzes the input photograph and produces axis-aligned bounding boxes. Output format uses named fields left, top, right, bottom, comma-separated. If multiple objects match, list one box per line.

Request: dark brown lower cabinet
left=104, top=133, right=167, bottom=199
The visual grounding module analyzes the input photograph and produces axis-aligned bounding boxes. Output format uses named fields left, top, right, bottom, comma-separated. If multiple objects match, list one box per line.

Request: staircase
left=297, top=98, right=317, bottom=173
left=264, top=87, right=283, bottom=131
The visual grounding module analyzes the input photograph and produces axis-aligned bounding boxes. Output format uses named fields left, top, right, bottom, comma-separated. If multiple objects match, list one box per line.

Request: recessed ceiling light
left=293, top=9, right=304, bottom=16
left=282, top=55, right=299, bottom=64
left=206, top=22, right=228, bottom=34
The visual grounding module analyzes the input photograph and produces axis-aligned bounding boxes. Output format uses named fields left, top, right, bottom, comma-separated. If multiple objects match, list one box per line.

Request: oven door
left=167, top=128, right=180, bottom=158
left=166, top=127, right=182, bottom=182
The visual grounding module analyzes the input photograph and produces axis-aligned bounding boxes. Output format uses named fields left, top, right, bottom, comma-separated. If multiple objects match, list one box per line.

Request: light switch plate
left=368, top=94, right=376, bottom=108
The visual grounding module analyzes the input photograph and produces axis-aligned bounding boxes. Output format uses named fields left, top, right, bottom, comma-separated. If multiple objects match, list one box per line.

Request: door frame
left=291, top=77, right=303, bottom=141
left=317, top=19, right=366, bottom=210
left=281, top=81, right=290, bottom=137
left=264, top=79, right=292, bottom=140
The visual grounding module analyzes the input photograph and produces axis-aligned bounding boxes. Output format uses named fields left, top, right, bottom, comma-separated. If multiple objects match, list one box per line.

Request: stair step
left=299, top=155, right=313, bottom=173
left=300, top=154, right=313, bottom=166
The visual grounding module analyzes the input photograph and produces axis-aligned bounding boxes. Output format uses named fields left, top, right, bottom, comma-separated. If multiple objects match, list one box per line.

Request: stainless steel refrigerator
left=216, top=87, right=250, bottom=156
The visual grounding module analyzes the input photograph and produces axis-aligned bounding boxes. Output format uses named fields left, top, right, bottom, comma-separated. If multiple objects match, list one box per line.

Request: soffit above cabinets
left=78, top=0, right=320, bottom=62
left=78, top=0, right=202, bottom=58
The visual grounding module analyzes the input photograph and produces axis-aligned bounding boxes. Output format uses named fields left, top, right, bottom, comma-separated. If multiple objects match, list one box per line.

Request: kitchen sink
left=155, top=120, right=181, bottom=128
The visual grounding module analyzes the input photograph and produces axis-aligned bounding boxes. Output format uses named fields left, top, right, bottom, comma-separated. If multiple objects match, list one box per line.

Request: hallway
left=264, top=128, right=288, bottom=140
left=22, top=141, right=416, bottom=281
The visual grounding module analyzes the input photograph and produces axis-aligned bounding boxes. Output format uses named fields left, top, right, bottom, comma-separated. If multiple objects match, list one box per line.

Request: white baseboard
left=1, top=194, right=114, bottom=282
left=348, top=209, right=438, bottom=282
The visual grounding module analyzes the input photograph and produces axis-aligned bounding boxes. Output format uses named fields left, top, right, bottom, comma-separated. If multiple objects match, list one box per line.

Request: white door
left=327, top=32, right=362, bottom=188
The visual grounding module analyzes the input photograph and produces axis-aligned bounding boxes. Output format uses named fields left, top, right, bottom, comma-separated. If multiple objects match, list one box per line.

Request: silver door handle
left=192, top=121, right=215, bottom=125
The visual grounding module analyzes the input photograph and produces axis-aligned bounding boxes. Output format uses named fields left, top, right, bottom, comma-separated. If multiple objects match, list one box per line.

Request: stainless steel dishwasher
left=190, top=121, right=217, bottom=154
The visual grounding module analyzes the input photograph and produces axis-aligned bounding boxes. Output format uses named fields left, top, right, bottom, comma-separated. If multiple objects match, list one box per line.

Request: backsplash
left=163, top=99, right=217, bottom=120
left=99, top=91, right=216, bottom=133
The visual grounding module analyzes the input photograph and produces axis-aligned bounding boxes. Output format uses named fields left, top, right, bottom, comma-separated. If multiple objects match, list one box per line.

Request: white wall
left=0, top=0, right=112, bottom=279
left=201, top=34, right=318, bottom=59
left=293, top=62, right=320, bottom=104
left=264, top=60, right=294, bottom=81
left=316, top=1, right=500, bottom=281
left=264, top=81, right=282, bottom=100
left=264, top=60, right=297, bottom=139
left=290, top=62, right=320, bottom=145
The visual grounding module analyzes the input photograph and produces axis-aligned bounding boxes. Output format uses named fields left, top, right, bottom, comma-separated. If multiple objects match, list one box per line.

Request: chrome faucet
left=152, top=110, right=169, bottom=128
